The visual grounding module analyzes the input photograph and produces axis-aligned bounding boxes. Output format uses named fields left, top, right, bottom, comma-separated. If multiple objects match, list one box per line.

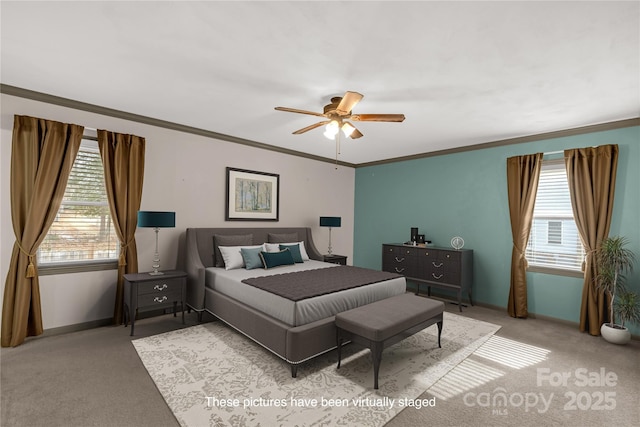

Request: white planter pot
left=600, top=323, right=631, bottom=345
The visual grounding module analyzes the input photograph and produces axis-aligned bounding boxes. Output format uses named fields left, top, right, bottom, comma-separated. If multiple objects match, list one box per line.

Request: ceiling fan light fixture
left=324, top=120, right=340, bottom=140
left=341, top=122, right=356, bottom=138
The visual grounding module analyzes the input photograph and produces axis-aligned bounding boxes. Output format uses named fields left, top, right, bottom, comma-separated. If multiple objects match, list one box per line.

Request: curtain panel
left=565, top=144, right=618, bottom=336
left=506, top=153, right=543, bottom=318
left=2, top=115, right=83, bottom=347
left=97, top=131, right=145, bottom=324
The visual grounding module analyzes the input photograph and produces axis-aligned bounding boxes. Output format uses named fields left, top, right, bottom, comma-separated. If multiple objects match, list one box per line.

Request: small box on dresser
left=382, top=244, right=473, bottom=311
left=123, top=270, right=187, bottom=335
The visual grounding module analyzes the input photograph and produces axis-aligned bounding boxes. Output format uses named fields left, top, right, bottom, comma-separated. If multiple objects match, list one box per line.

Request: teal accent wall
left=354, top=126, right=640, bottom=335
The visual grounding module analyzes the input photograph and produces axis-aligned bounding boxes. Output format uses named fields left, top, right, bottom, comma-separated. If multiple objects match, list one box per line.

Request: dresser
left=123, top=270, right=187, bottom=335
left=382, top=244, right=473, bottom=311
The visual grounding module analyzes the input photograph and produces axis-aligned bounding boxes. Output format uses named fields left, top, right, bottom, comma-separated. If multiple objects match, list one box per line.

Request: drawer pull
left=153, top=296, right=168, bottom=303
left=395, top=267, right=406, bottom=273
left=154, top=284, right=168, bottom=291
left=432, top=262, right=443, bottom=268
left=432, top=273, right=443, bottom=280
left=395, top=257, right=405, bottom=263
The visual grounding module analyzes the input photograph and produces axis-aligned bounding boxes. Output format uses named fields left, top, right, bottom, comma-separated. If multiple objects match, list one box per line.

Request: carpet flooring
left=2, top=301, right=639, bottom=426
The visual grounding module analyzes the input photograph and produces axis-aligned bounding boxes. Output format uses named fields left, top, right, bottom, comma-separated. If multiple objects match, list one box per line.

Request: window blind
left=38, top=141, right=119, bottom=264
left=526, top=159, right=585, bottom=271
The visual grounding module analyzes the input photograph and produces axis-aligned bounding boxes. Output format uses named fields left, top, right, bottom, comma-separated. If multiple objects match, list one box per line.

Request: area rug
left=133, top=312, right=500, bottom=427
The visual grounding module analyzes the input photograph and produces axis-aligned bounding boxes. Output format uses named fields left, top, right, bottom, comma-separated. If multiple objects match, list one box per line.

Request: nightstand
left=123, top=270, right=187, bottom=336
left=323, top=254, right=347, bottom=265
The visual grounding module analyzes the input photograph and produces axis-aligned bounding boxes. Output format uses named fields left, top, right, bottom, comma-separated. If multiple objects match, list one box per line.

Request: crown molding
left=0, top=84, right=356, bottom=168
left=3, top=84, right=637, bottom=169
left=356, top=117, right=640, bottom=168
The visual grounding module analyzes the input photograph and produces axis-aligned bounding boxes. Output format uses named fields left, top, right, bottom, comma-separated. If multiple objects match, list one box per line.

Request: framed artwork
left=225, top=167, right=279, bottom=221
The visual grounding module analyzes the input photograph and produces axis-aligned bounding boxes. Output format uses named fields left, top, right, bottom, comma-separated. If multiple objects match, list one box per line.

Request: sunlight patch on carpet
left=473, top=335, right=550, bottom=369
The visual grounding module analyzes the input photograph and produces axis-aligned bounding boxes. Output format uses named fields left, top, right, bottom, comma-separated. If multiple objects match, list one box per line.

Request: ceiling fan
left=275, top=91, right=405, bottom=140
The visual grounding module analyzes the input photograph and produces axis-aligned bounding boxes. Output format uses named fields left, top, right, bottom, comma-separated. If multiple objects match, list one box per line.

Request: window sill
left=38, top=260, right=118, bottom=276
left=527, top=265, right=584, bottom=278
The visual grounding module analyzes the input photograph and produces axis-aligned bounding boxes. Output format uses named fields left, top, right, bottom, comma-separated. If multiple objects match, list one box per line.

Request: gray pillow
left=213, top=234, right=253, bottom=267
left=268, top=232, right=299, bottom=243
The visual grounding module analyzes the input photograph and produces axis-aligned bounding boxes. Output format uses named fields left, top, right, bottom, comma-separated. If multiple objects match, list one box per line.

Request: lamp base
left=148, top=271, right=164, bottom=276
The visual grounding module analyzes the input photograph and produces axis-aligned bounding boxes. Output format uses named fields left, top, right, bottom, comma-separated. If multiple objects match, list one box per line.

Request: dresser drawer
left=382, top=245, right=417, bottom=276
left=138, top=278, right=183, bottom=295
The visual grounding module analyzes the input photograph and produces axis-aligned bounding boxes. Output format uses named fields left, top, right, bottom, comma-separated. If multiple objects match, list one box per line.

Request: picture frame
left=225, top=167, right=279, bottom=221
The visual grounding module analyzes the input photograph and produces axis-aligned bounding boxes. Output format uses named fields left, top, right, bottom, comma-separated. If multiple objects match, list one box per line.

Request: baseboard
left=41, top=308, right=170, bottom=337
left=415, top=286, right=639, bottom=341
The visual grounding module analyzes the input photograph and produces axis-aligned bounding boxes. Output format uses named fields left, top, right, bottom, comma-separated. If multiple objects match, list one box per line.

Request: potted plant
left=594, top=236, right=638, bottom=344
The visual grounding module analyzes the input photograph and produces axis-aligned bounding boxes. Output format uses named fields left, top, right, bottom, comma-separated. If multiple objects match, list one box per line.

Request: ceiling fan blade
left=350, top=114, right=406, bottom=122
left=275, top=106, right=326, bottom=118
left=292, top=121, right=330, bottom=135
left=335, top=91, right=363, bottom=115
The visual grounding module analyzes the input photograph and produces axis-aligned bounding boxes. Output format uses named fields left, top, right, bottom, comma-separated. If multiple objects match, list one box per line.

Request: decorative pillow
left=268, top=232, right=299, bottom=243
left=259, top=248, right=296, bottom=269
left=280, top=244, right=303, bottom=263
left=241, top=246, right=264, bottom=270
left=219, top=245, right=264, bottom=270
left=268, top=241, right=309, bottom=260
left=213, top=234, right=253, bottom=267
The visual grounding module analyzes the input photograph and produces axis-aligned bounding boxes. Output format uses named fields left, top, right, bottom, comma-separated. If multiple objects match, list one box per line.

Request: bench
left=335, top=293, right=445, bottom=389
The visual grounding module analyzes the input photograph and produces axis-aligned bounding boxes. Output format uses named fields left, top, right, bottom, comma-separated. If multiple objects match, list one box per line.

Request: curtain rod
left=544, top=150, right=564, bottom=155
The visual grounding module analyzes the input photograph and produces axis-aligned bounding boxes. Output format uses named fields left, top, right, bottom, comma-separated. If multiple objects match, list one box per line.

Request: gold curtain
left=97, top=130, right=145, bottom=324
left=565, top=144, right=618, bottom=335
left=2, top=115, right=83, bottom=347
left=506, top=153, right=543, bottom=318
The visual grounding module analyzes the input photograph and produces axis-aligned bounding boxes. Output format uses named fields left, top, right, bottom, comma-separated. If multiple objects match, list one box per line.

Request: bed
left=184, top=227, right=406, bottom=377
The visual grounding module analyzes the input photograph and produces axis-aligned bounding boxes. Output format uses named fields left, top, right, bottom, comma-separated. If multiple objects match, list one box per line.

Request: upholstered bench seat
left=335, top=293, right=444, bottom=389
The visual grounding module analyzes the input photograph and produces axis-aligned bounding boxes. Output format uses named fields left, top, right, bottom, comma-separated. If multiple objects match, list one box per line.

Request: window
left=38, top=139, right=119, bottom=272
left=526, top=159, right=585, bottom=273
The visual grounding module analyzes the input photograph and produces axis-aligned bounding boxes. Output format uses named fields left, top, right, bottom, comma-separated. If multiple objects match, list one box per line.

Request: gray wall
left=0, top=94, right=355, bottom=330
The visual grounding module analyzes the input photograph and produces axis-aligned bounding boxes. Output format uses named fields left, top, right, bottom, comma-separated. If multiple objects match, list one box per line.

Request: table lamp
left=137, top=211, right=175, bottom=275
left=319, top=216, right=341, bottom=255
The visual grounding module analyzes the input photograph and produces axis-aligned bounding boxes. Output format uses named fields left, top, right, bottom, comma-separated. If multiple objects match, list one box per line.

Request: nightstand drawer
left=137, top=289, right=182, bottom=307
left=138, top=278, right=183, bottom=295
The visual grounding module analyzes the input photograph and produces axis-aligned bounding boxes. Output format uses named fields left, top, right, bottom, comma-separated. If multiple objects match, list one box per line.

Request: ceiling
left=1, top=1, right=638, bottom=165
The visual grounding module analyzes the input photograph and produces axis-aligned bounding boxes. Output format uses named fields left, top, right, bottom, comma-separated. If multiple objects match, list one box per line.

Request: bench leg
left=291, top=364, right=297, bottom=378
left=336, top=331, right=344, bottom=369
left=371, top=341, right=383, bottom=390
left=437, top=321, right=443, bottom=348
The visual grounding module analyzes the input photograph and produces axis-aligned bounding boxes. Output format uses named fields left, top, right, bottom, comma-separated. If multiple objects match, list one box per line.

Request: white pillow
left=219, top=244, right=265, bottom=270
left=265, top=241, right=309, bottom=261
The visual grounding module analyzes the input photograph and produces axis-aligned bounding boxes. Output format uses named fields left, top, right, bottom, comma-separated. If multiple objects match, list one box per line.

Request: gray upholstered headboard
left=187, top=227, right=322, bottom=268
left=184, top=227, right=323, bottom=310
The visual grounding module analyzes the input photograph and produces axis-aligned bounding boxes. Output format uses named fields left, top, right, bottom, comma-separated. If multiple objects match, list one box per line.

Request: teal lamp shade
left=319, top=216, right=341, bottom=228
left=138, top=211, right=175, bottom=228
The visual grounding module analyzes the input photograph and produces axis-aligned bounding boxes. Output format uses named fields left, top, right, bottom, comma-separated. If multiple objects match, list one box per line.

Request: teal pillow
left=241, top=247, right=264, bottom=270
left=259, top=248, right=295, bottom=269
left=279, top=244, right=303, bottom=263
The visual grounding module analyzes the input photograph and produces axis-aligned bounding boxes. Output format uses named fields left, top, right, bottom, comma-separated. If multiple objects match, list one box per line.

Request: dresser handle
left=432, top=262, right=443, bottom=268
left=432, top=273, right=443, bottom=280
left=395, top=257, right=405, bottom=262
left=153, top=296, right=168, bottom=303
left=154, top=284, right=168, bottom=291
left=395, top=267, right=405, bottom=273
